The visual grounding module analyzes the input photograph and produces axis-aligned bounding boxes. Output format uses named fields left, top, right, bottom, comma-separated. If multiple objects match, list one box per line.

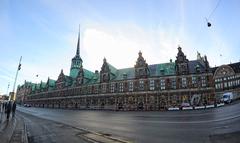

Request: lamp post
left=6, top=83, right=10, bottom=96
left=10, top=56, right=22, bottom=101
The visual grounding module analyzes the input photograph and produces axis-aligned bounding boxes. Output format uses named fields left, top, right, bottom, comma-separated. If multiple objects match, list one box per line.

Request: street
left=16, top=102, right=240, bottom=143
left=17, top=112, right=88, bottom=143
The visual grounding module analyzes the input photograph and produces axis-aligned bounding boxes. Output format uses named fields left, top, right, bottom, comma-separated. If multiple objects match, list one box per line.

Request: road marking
left=79, top=132, right=132, bottom=143
left=130, top=114, right=240, bottom=124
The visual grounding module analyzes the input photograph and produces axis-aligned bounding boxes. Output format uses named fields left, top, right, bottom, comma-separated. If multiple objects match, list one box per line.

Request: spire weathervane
left=76, top=24, right=80, bottom=56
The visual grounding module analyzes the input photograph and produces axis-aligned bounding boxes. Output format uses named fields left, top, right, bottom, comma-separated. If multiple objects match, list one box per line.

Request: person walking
left=1, top=102, right=3, bottom=112
left=12, top=101, right=16, bottom=118
left=6, top=101, right=12, bottom=120
left=4, top=102, right=7, bottom=112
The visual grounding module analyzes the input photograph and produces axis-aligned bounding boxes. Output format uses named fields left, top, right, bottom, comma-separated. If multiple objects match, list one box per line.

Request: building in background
left=16, top=30, right=240, bottom=110
left=212, top=63, right=240, bottom=102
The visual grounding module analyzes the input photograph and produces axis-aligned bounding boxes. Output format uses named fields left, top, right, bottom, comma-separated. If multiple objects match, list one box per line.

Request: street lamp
left=6, top=83, right=10, bottom=96
left=10, top=56, right=22, bottom=101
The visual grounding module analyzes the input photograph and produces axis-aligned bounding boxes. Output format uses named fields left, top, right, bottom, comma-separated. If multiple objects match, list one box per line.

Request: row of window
left=28, top=76, right=210, bottom=96
left=215, top=80, right=240, bottom=89
left=215, top=74, right=240, bottom=82
left=92, top=76, right=208, bottom=93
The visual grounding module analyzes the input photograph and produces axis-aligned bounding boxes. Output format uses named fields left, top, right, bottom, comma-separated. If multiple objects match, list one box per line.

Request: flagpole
left=11, top=56, right=22, bottom=101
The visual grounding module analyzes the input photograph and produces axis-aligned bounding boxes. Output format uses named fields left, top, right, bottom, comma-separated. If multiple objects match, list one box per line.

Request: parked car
left=221, top=92, right=233, bottom=104
left=180, top=102, right=191, bottom=110
left=181, top=102, right=190, bottom=107
left=24, top=104, right=31, bottom=107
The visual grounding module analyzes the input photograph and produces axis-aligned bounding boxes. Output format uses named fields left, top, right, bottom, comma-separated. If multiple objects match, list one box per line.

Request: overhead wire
left=206, top=0, right=222, bottom=27
left=207, top=0, right=222, bottom=20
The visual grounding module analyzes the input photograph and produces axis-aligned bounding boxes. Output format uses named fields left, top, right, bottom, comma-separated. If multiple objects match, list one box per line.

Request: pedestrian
left=4, top=102, right=7, bottom=112
left=6, top=101, right=12, bottom=120
left=12, top=101, right=16, bottom=118
left=1, top=102, right=3, bottom=112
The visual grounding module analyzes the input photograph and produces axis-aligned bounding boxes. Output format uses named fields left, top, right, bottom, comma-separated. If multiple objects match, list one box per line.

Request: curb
left=8, top=114, right=29, bottom=143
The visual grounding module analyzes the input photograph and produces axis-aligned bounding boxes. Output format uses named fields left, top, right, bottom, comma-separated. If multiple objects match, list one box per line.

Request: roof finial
left=178, top=45, right=181, bottom=51
left=76, top=24, right=80, bottom=56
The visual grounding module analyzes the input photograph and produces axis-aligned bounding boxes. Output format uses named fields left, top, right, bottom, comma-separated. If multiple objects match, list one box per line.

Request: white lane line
left=129, top=114, right=240, bottom=124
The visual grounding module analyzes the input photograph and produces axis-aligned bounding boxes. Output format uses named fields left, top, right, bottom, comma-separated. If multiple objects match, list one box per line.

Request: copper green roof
left=69, top=68, right=79, bottom=78
left=107, top=63, right=117, bottom=74
left=114, top=68, right=135, bottom=80
left=83, top=69, right=95, bottom=79
left=64, top=75, right=73, bottom=86
left=47, top=78, right=56, bottom=87
left=149, top=62, right=176, bottom=77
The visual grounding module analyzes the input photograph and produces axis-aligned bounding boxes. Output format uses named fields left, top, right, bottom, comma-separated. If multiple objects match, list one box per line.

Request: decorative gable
left=56, top=69, right=65, bottom=89
left=175, top=46, right=189, bottom=75
left=100, top=58, right=110, bottom=83
left=135, top=51, right=149, bottom=78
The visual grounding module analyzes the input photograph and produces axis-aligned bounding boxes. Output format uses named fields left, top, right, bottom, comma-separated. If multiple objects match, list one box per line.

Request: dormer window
left=195, top=65, right=200, bottom=73
left=160, top=69, right=165, bottom=75
left=122, top=73, right=127, bottom=79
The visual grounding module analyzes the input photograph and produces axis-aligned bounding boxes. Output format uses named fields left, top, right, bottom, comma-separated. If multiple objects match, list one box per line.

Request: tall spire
left=70, top=25, right=83, bottom=78
left=76, top=24, right=80, bottom=56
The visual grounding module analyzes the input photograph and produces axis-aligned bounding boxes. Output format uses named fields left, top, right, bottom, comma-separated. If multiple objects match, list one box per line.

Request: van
left=221, top=92, right=233, bottom=104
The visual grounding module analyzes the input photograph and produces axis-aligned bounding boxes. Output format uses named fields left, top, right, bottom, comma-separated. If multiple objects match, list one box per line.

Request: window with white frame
left=149, top=79, right=155, bottom=90
left=94, top=85, right=99, bottom=93
left=88, top=86, right=92, bottom=94
left=160, top=79, right=165, bottom=90
left=102, top=84, right=106, bottom=93
left=201, top=76, right=206, bottom=87
left=110, top=83, right=115, bottom=93
left=171, top=78, right=176, bottom=89
left=233, top=80, right=236, bottom=86
left=129, top=81, right=133, bottom=91
left=119, top=82, right=124, bottom=92
left=224, top=82, right=228, bottom=88
left=215, top=83, right=221, bottom=89
left=181, top=77, right=187, bottom=88
left=139, top=80, right=144, bottom=90
left=192, top=76, right=197, bottom=85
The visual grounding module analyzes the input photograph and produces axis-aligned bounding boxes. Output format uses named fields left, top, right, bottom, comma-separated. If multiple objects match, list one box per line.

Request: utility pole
left=10, top=56, right=22, bottom=101
left=6, top=83, right=10, bottom=96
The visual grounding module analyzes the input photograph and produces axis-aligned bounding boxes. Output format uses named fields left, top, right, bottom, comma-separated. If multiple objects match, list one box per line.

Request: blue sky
left=0, top=0, right=240, bottom=95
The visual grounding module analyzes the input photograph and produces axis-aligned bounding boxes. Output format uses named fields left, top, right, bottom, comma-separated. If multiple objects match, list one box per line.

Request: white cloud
left=78, top=23, right=195, bottom=71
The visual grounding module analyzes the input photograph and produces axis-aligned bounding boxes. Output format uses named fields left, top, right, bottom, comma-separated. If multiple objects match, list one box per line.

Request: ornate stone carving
left=76, top=65, right=84, bottom=85
left=135, top=51, right=149, bottom=78
left=100, top=58, right=110, bottom=82
left=214, top=65, right=235, bottom=78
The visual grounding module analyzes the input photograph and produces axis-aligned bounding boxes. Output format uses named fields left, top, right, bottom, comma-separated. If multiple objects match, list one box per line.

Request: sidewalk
left=0, top=110, right=28, bottom=143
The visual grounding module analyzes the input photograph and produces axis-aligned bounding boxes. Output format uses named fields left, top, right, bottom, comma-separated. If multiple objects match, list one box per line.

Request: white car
left=24, top=104, right=31, bottom=107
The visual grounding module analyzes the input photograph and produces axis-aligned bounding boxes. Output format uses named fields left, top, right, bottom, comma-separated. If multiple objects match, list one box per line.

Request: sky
left=0, top=0, right=240, bottom=95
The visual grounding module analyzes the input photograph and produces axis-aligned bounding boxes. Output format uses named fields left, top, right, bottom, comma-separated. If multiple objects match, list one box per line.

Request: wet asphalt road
left=17, top=102, right=240, bottom=143
left=17, top=111, right=88, bottom=143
